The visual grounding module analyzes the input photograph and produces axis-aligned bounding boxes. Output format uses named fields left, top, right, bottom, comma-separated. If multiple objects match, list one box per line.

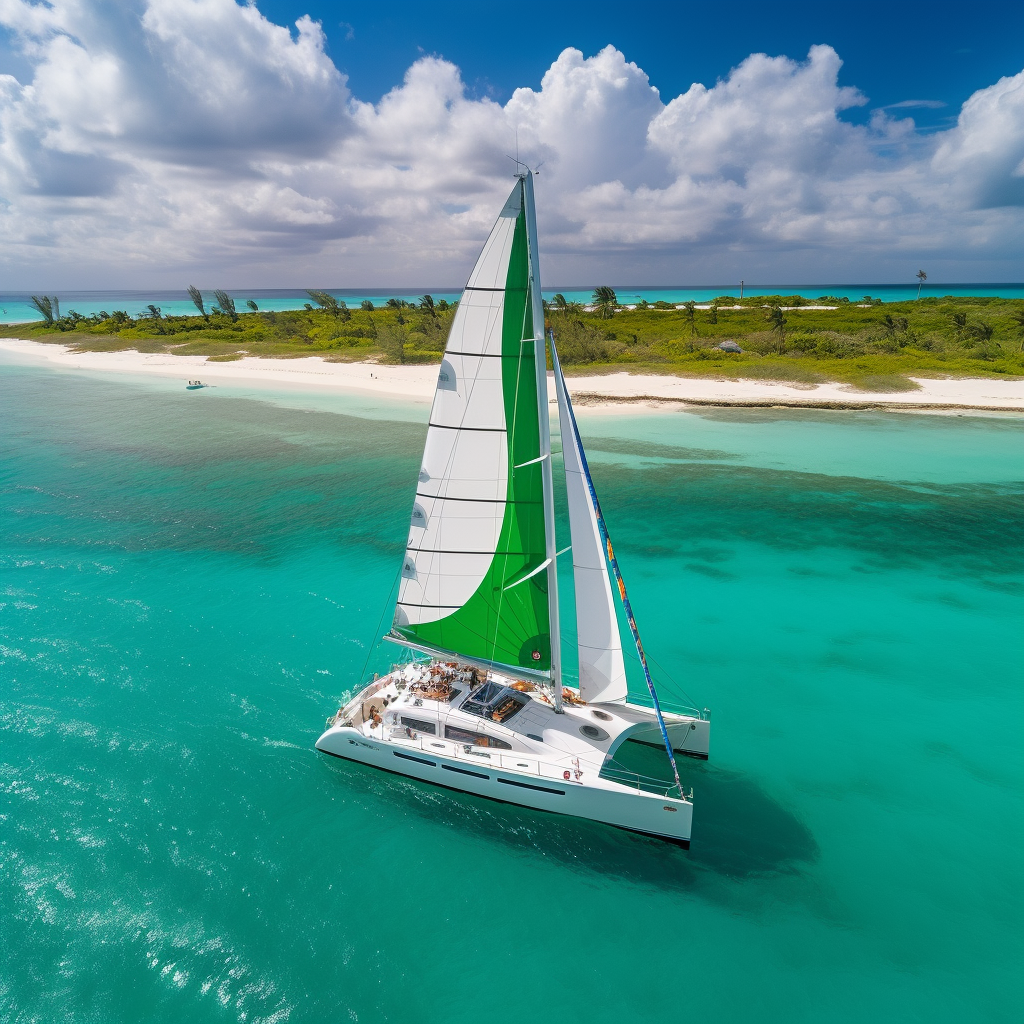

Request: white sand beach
left=2, top=337, right=1023, bottom=413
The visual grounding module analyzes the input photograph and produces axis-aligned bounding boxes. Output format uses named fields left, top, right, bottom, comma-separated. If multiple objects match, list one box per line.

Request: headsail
left=392, top=177, right=553, bottom=677
left=550, top=335, right=686, bottom=795
left=552, top=345, right=628, bottom=704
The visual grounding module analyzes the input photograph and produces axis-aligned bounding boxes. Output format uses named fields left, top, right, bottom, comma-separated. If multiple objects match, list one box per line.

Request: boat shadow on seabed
left=324, top=751, right=818, bottom=894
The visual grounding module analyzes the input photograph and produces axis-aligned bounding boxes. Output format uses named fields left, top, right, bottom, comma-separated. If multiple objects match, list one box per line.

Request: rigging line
left=619, top=646, right=699, bottom=712
left=551, top=329, right=686, bottom=799
left=634, top=648, right=699, bottom=711
left=359, top=558, right=405, bottom=687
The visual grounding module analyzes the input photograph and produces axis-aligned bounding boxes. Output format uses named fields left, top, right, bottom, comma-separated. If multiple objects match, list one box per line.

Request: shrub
left=551, top=316, right=611, bottom=363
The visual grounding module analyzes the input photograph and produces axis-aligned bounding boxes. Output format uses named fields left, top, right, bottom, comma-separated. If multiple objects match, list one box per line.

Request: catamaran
left=316, top=171, right=710, bottom=846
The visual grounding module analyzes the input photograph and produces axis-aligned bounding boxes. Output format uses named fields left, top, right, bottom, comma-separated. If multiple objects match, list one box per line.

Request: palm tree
left=551, top=293, right=568, bottom=312
left=591, top=286, right=618, bottom=319
left=419, top=294, right=436, bottom=317
left=214, top=290, right=237, bottom=322
left=246, top=300, right=258, bottom=312
left=707, top=301, right=718, bottom=325
left=361, top=300, right=375, bottom=311
left=307, top=290, right=342, bottom=316
left=30, top=295, right=55, bottom=325
left=916, top=270, right=927, bottom=300
left=682, top=300, right=698, bottom=337
left=765, top=305, right=787, bottom=350
left=187, top=285, right=207, bottom=320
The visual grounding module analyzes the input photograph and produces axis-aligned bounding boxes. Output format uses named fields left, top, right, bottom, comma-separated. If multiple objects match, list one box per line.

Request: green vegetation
left=543, top=292, right=1024, bottom=388
left=3, top=290, right=1023, bottom=389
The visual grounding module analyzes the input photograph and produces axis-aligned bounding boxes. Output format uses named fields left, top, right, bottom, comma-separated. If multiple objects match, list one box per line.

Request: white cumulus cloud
left=0, top=0, right=1021, bottom=287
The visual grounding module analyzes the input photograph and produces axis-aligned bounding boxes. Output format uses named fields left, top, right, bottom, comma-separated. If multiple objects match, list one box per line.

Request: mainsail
left=392, top=176, right=557, bottom=678
left=552, top=345, right=628, bottom=704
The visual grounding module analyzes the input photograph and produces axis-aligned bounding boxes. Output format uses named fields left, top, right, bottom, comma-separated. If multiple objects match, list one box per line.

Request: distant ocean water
left=1, top=358, right=1022, bottom=1024
left=1, top=283, right=1022, bottom=324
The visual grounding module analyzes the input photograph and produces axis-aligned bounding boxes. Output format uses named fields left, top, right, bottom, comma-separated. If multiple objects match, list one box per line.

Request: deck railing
left=628, top=694, right=707, bottom=720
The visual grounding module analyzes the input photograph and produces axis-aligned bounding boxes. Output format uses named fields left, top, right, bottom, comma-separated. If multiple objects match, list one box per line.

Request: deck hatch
left=461, top=681, right=528, bottom=723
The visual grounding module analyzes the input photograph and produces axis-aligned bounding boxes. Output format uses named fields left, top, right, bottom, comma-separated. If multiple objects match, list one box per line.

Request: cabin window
left=444, top=725, right=511, bottom=750
left=401, top=717, right=436, bottom=735
left=461, top=683, right=528, bottom=724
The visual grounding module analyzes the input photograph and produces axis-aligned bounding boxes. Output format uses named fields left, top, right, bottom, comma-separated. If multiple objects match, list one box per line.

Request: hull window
left=394, top=751, right=437, bottom=767
left=444, top=725, right=512, bottom=750
left=401, top=717, right=436, bottom=735
left=497, top=778, right=565, bottom=796
left=442, top=764, right=490, bottom=780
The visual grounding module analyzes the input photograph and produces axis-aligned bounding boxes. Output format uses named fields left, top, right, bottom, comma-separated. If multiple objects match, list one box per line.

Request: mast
left=522, top=170, right=562, bottom=713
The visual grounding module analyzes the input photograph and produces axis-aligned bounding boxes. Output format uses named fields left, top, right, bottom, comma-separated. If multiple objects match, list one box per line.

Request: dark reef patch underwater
left=1, top=362, right=1022, bottom=1024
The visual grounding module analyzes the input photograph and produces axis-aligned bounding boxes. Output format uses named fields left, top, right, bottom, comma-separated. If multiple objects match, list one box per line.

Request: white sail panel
left=394, top=184, right=522, bottom=630
left=553, top=355, right=628, bottom=703
left=466, top=189, right=522, bottom=289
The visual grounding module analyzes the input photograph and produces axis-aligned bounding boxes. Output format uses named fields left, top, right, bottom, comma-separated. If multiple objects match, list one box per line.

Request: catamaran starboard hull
left=316, top=724, right=693, bottom=846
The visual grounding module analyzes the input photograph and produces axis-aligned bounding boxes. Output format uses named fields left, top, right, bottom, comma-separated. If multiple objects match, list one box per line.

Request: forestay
left=393, top=179, right=552, bottom=675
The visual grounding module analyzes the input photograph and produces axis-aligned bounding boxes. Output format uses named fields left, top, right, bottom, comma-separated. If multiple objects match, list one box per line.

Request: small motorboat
left=186, top=380, right=208, bottom=390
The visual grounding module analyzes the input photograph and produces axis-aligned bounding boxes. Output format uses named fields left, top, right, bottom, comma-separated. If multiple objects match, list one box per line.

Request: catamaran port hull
left=316, top=725, right=693, bottom=846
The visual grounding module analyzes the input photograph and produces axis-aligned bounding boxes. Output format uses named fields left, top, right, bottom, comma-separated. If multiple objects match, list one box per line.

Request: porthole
left=579, top=724, right=608, bottom=741
left=591, top=710, right=612, bottom=722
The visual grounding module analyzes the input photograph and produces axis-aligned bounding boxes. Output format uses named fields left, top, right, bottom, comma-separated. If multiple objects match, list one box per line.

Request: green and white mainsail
left=391, top=173, right=560, bottom=683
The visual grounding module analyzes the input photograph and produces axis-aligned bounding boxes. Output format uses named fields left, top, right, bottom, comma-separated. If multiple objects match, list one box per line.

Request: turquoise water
left=2, top=283, right=1022, bottom=324
left=2, top=361, right=1022, bottom=1023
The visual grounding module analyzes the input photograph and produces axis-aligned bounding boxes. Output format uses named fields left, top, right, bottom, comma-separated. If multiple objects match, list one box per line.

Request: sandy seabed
left=2, top=338, right=1023, bottom=414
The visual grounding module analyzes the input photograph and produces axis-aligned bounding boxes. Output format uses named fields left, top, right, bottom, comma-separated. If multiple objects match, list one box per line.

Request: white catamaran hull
left=316, top=723, right=694, bottom=846
left=627, top=709, right=710, bottom=759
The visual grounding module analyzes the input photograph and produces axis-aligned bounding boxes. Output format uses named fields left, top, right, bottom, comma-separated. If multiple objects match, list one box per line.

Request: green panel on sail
left=392, top=181, right=550, bottom=672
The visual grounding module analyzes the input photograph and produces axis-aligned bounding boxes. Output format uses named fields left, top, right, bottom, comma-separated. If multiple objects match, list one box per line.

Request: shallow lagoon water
left=1, top=362, right=1022, bottom=1023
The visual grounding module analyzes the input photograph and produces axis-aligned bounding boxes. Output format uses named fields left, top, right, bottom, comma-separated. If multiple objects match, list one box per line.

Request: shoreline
left=2, top=337, right=1023, bottom=414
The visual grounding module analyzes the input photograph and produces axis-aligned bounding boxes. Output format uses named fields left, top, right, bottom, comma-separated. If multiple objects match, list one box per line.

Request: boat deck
left=327, top=660, right=702, bottom=797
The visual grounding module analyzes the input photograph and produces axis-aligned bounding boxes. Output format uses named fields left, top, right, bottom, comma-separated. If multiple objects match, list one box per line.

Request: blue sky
left=255, top=0, right=1024, bottom=129
left=0, top=1, right=1021, bottom=288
